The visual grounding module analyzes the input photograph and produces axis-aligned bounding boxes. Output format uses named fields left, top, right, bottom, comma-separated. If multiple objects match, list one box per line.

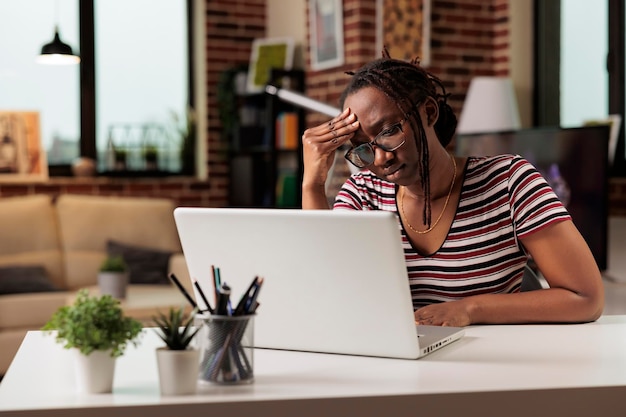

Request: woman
left=301, top=52, right=604, bottom=327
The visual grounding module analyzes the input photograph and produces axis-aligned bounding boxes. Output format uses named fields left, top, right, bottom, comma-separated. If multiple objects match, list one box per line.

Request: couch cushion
left=107, top=240, right=172, bottom=285
left=0, top=195, right=65, bottom=289
left=0, top=265, right=61, bottom=295
left=56, top=194, right=183, bottom=290
left=0, top=291, right=72, bottom=330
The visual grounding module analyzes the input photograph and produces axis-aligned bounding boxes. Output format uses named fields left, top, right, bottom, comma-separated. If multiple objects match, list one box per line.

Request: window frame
left=48, top=0, right=194, bottom=177
left=535, top=0, right=626, bottom=177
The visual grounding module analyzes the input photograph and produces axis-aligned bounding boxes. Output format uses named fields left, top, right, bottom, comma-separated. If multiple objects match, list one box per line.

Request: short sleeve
left=507, top=155, right=571, bottom=239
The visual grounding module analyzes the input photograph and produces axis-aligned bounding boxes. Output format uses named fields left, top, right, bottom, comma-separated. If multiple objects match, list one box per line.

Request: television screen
left=455, top=125, right=610, bottom=270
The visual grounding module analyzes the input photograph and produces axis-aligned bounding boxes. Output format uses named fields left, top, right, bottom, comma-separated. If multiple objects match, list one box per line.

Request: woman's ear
left=422, top=96, right=439, bottom=127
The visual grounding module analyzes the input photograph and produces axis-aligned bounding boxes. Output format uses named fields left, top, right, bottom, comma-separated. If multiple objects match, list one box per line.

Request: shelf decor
left=246, top=37, right=295, bottom=94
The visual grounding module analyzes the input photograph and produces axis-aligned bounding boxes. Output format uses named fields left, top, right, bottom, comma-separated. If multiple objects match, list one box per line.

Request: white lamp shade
left=457, top=76, right=521, bottom=134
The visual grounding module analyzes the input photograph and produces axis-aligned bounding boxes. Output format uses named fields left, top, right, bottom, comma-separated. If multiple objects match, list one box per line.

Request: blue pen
left=234, top=276, right=258, bottom=316
left=245, top=277, right=264, bottom=314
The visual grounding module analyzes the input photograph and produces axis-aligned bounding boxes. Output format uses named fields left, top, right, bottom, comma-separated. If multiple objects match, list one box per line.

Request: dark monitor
left=455, top=125, right=610, bottom=270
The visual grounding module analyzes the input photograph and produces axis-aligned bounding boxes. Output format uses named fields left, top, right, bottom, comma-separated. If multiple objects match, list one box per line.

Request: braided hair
left=339, top=50, right=457, bottom=228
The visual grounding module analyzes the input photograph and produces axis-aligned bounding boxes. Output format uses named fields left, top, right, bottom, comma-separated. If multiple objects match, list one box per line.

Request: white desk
left=2, top=316, right=626, bottom=417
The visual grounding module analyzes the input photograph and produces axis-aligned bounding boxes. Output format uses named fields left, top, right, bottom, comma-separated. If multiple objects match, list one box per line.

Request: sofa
left=0, top=194, right=194, bottom=375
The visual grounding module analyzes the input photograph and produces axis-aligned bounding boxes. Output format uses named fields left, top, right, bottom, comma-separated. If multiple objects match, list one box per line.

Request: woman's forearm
left=465, top=287, right=604, bottom=325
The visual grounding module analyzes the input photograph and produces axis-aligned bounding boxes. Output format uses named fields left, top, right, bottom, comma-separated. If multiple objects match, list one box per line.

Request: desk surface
left=2, top=316, right=626, bottom=417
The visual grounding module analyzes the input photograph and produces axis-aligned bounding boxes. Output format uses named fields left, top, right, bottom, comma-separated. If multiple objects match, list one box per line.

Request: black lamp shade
left=36, top=28, right=80, bottom=65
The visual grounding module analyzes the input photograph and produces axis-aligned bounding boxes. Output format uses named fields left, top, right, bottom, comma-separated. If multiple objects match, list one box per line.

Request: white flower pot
left=97, top=271, right=129, bottom=299
left=156, top=347, right=201, bottom=396
left=73, top=349, right=116, bottom=393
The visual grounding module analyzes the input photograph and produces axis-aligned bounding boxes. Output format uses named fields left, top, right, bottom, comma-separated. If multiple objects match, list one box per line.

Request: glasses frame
left=344, top=118, right=408, bottom=168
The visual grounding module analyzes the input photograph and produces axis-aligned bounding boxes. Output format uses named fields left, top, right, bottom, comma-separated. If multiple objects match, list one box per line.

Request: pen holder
left=195, top=314, right=255, bottom=385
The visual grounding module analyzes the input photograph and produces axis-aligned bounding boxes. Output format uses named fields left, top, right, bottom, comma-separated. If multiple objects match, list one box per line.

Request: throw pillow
left=106, top=240, right=172, bottom=285
left=0, top=265, right=60, bottom=295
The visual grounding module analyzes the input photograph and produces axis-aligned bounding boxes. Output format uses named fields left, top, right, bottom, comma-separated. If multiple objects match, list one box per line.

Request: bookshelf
left=227, top=69, right=305, bottom=208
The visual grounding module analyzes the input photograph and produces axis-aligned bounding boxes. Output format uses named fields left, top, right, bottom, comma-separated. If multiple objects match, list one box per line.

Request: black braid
left=339, top=50, right=457, bottom=227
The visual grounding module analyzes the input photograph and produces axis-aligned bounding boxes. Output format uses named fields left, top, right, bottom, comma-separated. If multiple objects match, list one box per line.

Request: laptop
left=173, top=208, right=464, bottom=360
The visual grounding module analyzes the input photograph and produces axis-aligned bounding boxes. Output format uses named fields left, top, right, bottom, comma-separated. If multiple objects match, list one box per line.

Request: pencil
left=168, top=273, right=198, bottom=309
left=193, top=278, right=215, bottom=314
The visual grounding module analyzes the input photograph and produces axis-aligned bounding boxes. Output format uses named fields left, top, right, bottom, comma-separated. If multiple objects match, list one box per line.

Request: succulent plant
left=153, top=307, right=199, bottom=350
left=99, top=255, right=127, bottom=273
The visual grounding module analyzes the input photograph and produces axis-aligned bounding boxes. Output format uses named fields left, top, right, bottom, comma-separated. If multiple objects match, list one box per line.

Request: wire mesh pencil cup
left=195, top=314, right=255, bottom=385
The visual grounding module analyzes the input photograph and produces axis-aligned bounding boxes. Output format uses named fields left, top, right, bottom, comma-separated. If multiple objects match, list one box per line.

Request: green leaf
left=42, top=289, right=143, bottom=357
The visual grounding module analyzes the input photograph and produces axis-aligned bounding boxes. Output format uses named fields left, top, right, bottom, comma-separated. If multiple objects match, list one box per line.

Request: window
left=0, top=0, right=192, bottom=176
left=0, top=0, right=80, bottom=165
left=560, top=1, right=608, bottom=127
left=536, top=0, right=626, bottom=177
left=95, top=0, right=189, bottom=173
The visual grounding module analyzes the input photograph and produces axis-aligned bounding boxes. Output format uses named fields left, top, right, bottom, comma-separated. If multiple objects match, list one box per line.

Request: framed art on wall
left=246, top=37, right=295, bottom=94
left=377, top=0, right=431, bottom=66
left=309, top=0, right=344, bottom=71
left=0, top=111, right=48, bottom=182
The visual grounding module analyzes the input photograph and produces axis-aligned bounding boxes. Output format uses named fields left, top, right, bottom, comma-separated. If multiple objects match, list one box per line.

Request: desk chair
left=520, top=264, right=543, bottom=292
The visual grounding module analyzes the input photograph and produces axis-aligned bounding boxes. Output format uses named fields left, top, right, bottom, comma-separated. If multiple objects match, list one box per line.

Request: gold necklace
left=400, top=156, right=457, bottom=235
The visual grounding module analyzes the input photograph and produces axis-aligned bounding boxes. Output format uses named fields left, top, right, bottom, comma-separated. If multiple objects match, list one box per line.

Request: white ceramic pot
left=73, top=349, right=116, bottom=393
left=97, top=271, right=129, bottom=299
left=156, top=347, right=201, bottom=396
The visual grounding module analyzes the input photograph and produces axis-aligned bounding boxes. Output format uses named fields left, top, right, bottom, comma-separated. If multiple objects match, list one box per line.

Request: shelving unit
left=226, top=69, right=305, bottom=208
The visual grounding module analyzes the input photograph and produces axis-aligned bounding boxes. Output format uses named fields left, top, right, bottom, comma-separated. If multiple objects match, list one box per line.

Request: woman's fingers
left=304, top=110, right=358, bottom=148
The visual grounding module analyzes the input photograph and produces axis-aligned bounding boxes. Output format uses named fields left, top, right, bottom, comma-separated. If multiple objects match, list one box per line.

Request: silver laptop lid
left=174, top=208, right=421, bottom=359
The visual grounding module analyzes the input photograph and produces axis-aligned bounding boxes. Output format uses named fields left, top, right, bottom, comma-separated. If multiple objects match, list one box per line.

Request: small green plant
left=143, top=144, right=158, bottom=160
left=42, top=289, right=143, bottom=357
left=153, top=307, right=199, bottom=350
left=99, top=255, right=127, bottom=273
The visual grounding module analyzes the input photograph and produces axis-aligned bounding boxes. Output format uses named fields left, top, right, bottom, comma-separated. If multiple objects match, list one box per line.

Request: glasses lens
left=345, top=144, right=374, bottom=168
left=374, top=121, right=405, bottom=151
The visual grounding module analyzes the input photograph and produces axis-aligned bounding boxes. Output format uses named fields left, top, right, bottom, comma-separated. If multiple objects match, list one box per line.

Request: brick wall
left=204, top=0, right=267, bottom=207
left=0, top=178, right=212, bottom=207
left=2, top=0, right=625, bottom=214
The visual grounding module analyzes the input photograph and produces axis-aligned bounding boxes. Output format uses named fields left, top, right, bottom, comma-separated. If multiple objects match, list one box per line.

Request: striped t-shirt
left=333, top=155, right=571, bottom=308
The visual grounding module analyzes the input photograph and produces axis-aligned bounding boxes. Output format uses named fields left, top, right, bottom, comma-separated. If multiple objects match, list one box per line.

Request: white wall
left=267, top=0, right=307, bottom=69
left=509, top=0, right=534, bottom=129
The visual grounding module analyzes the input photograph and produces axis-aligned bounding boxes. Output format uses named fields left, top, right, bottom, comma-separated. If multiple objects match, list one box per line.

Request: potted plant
left=42, top=289, right=143, bottom=393
left=152, top=306, right=200, bottom=395
left=113, top=148, right=128, bottom=171
left=143, top=144, right=159, bottom=171
left=98, top=255, right=129, bottom=299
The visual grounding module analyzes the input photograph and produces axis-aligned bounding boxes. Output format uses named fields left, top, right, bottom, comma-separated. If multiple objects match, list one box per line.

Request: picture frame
left=246, top=37, right=295, bottom=94
left=309, top=0, right=345, bottom=71
left=377, top=0, right=431, bottom=66
left=0, top=111, right=48, bottom=182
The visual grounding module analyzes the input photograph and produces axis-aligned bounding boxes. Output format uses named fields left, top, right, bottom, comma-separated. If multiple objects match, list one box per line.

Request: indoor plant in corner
left=98, top=255, right=129, bottom=299
left=153, top=306, right=200, bottom=395
left=42, top=289, right=143, bottom=393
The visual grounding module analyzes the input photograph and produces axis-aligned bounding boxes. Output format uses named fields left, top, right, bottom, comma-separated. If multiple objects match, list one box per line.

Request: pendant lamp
left=36, top=25, right=81, bottom=65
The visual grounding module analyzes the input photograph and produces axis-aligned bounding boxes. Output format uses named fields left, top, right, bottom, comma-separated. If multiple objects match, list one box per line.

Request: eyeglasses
left=344, top=118, right=407, bottom=168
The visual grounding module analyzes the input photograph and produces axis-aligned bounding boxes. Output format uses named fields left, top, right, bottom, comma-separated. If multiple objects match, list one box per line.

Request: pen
left=234, top=276, right=259, bottom=316
left=216, top=283, right=231, bottom=316
left=211, top=265, right=220, bottom=303
left=245, top=276, right=264, bottom=314
left=193, top=278, right=215, bottom=314
left=168, top=273, right=198, bottom=310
